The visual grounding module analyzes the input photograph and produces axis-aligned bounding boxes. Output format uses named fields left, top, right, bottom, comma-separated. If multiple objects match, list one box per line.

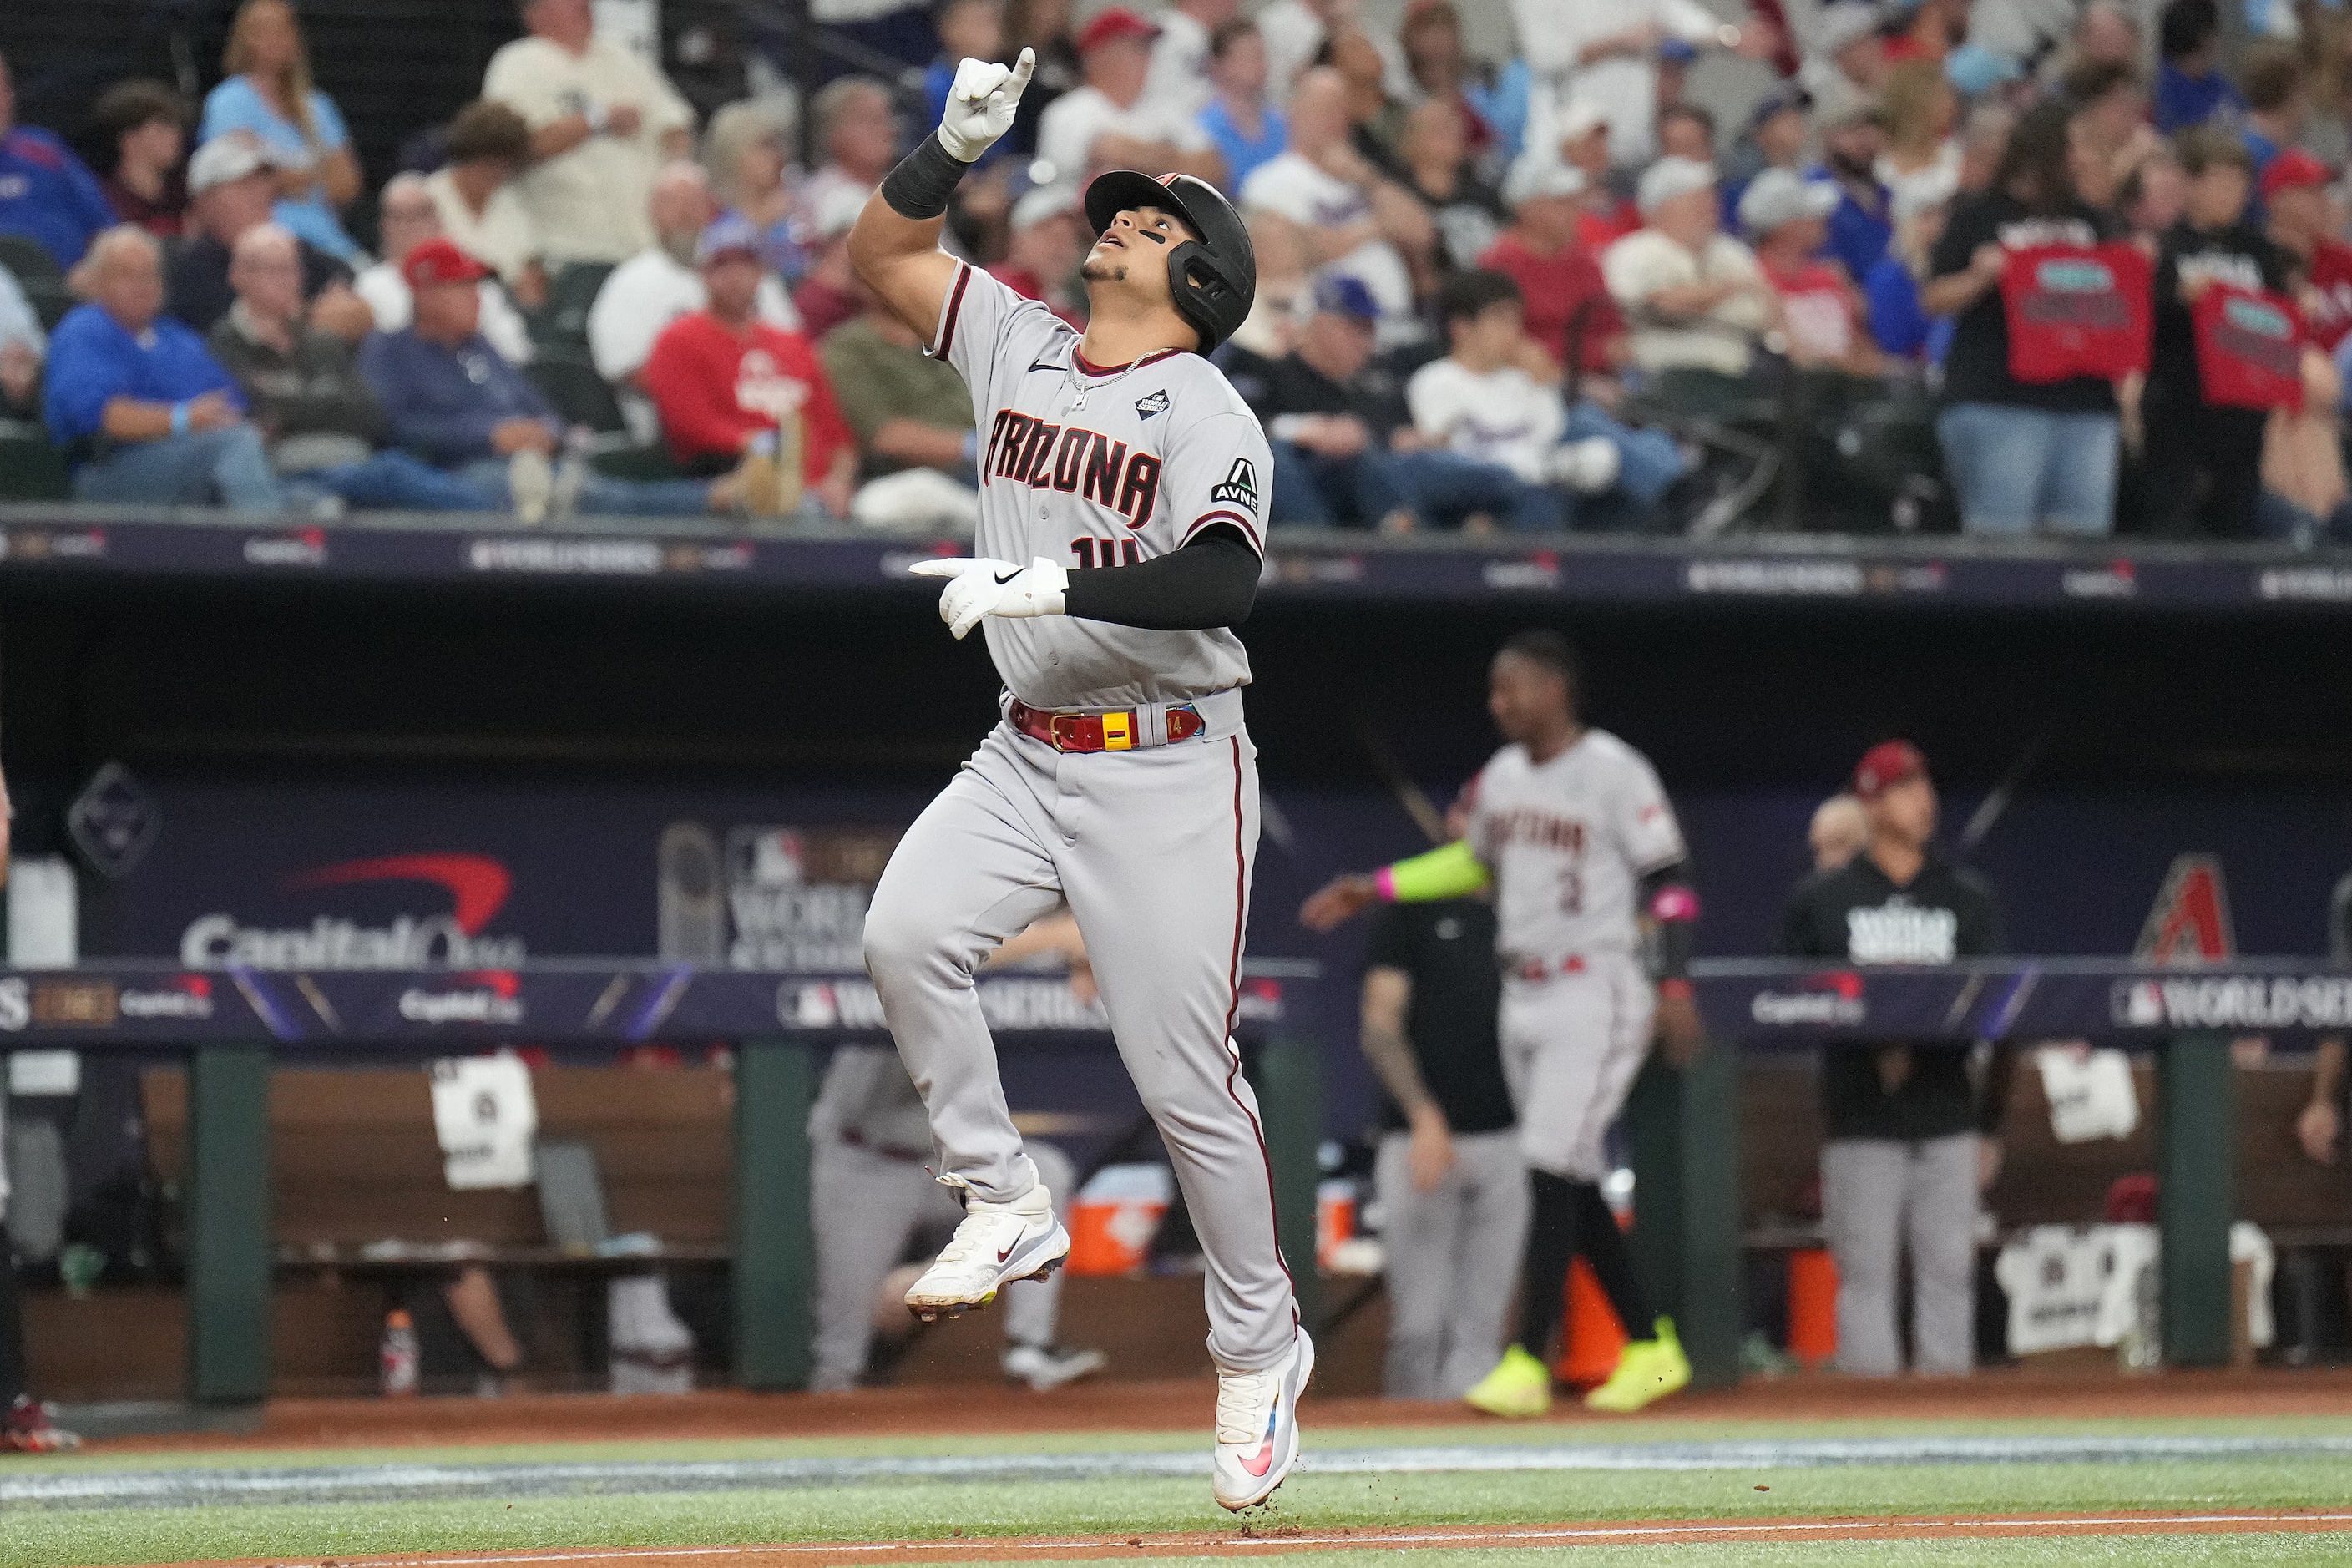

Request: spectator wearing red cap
left=1777, top=741, right=2008, bottom=1379
left=1034, top=8, right=1222, bottom=203
left=358, top=236, right=731, bottom=522
left=2253, top=149, right=2352, bottom=533
left=640, top=217, right=857, bottom=520
left=353, top=173, right=534, bottom=367
left=2265, top=152, right=2352, bottom=352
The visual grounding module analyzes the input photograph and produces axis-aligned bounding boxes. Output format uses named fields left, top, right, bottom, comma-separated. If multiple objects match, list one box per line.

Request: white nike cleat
left=904, top=1180, right=1070, bottom=1323
left=1211, top=1328, right=1315, bottom=1511
left=1002, top=1341, right=1109, bottom=1391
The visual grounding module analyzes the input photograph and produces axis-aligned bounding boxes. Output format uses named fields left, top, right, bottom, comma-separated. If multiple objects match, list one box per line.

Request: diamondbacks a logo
left=1210, top=458, right=1259, bottom=513
left=1134, top=388, right=1170, bottom=418
left=2135, top=853, right=2234, bottom=964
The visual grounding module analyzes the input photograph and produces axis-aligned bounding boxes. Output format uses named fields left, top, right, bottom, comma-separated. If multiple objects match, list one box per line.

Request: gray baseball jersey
left=860, top=261, right=1298, bottom=1378
left=932, top=261, right=1272, bottom=710
left=1466, top=728, right=1687, bottom=966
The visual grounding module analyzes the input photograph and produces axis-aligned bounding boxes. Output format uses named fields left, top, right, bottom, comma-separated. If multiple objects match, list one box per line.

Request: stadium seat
left=0, top=420, right=71, bottom=500
left=0, top=233, right=63, bottom=288
left=524, top=347, right=628, bottom=434
left=531, top=261, right=616, bottom=352
left=0, top=233, right=76, bottom=331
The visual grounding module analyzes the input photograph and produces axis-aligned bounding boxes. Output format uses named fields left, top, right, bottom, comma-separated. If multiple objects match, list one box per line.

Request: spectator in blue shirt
left=2152, top=0, right=2240, bottom=134
left=1815, top=103, right=1894, bottom=286
left=199, top=0, right=366, bottom=264
left=1864, top=187, right=1954, bottom=365
left=42, top=225, right=285, bottom=509
left=357, top=237, right=733, bottom=521
left=0, top=53, right=119, bottom=270
left=1198, top=20, right=1286, bottom=197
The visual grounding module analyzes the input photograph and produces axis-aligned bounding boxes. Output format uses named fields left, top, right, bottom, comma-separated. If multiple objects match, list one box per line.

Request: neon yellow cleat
left=1583, top=1317, right=1692, bottom=1414
left=1464, top=1343, right=1553, bottom=1419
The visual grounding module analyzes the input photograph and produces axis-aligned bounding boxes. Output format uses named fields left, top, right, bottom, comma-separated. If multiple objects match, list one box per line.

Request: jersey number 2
left=1072, top=538, right=1141, bottom=569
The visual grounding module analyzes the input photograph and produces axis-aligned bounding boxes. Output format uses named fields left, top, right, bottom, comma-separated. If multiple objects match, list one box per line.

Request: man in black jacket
left=1778, top=741, right=2009, bottom=1377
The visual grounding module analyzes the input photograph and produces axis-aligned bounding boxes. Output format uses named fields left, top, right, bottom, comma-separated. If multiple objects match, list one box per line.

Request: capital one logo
left=180, top=854, right=527, bottom=969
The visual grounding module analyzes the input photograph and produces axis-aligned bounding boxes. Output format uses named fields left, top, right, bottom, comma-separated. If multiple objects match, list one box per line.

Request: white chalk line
left=311, top=1510, right=2352, bottom=1566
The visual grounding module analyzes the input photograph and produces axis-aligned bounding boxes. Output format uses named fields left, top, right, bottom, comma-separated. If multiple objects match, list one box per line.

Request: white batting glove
left=935, top=48, right=1036, bottom=161
left=909, top=554, right=1070, bottom=639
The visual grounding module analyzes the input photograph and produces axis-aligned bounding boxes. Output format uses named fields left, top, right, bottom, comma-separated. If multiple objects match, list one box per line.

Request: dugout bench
left=3, top=958, right=2327, bottom=1404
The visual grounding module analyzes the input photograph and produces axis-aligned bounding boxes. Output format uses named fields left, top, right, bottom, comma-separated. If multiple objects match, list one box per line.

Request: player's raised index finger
left=1006, top=47, right=1037, bottom=95
left=908, top=557, right=983, bottom=578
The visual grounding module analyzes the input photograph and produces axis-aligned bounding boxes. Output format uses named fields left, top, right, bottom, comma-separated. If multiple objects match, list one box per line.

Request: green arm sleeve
left=1379, top=839, right=1493, bottom=903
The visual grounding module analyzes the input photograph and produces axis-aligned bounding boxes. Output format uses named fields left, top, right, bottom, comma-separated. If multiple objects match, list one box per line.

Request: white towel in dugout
left=430, top=1053, right=539, bottom=1191
left=2034, top=1044, right=2140, bottom=1144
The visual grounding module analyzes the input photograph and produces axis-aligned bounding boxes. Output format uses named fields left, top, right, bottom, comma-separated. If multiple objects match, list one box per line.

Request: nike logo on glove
left=994, top=568, right=1023, bottom=584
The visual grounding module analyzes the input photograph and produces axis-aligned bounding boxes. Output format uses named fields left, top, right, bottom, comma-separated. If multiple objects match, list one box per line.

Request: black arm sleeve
left=1060, top=524, right=1260, bottom=630
left=1636, top=857, right=1697, bottom=982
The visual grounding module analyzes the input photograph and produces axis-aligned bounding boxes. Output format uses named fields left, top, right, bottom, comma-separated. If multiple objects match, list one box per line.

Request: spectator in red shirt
left=640, top=215, right=856, bottom=519
left=989, top=185, right=1086, bottom=326
left=1478, top=155, right=1625, bottom=381
left=2264, top=150, right=2352, bottom=352
left=1743, top=167, right=1882, bottom=376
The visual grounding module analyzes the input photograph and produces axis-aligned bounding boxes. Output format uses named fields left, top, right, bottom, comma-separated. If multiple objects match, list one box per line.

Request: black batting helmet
left=1083, top=169, right=1256, bottom=354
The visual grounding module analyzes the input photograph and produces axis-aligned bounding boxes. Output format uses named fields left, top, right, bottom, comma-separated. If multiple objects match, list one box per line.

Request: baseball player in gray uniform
left=847, top=49, right=1310, bottom=1510
left=1302, top=631, right=1703, bottom=1418
left=808, top=1045, right=1105, bottom=1392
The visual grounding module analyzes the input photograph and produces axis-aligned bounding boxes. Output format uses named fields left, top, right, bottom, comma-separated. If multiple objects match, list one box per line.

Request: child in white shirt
left=1407, top=271, right=1691, bottom=527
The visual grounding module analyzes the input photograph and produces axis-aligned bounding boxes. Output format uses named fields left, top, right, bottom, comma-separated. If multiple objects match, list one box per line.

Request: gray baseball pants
left=1375, top=1127, right=1529, bottom=1399
left=808, top=1135, right=1075, bottom=1391
left=863, top=716, right=1297, bottom=1373
left=1820, top=1132, right=1980, bottom=1376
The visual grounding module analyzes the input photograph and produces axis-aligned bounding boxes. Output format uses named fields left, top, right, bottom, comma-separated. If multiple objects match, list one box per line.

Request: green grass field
left=7, top=1415, right=2351, bottom=1567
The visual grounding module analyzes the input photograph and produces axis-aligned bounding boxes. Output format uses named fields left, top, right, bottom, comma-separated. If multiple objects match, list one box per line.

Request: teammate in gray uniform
left=847, top=49, right=1312, bottom=1510
left=808, top=1045, right=1105, bottom=1392
left=1302, top=631, right=1704, bottom=1418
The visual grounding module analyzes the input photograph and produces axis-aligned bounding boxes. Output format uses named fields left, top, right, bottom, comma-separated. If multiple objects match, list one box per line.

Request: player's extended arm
left=847, top=48, right=1036, bottom=341
left=1297, top=840, right=1490, bottom=933
left=912, top=524, right=1259, bottom=638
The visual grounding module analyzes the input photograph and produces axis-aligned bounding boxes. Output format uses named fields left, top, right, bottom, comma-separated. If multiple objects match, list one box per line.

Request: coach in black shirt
left=1361, top=894, right=1526, bottom=1399
left=1778, top=741, right=2008, bottom=1378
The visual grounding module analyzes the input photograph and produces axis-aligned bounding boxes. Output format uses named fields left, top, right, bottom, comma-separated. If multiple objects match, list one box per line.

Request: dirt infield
left=130, top=1510, right=2352, bottom=1567
left=104, top=1367, right=2352, bottom=1454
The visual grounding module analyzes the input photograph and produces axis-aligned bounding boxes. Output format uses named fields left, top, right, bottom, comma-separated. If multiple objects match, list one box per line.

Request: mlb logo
left=2112, top=981, right=2164, bottom=1028
left=735, top=829, right=806, bottom=888
left=787, top=984, right=839, bottom=1028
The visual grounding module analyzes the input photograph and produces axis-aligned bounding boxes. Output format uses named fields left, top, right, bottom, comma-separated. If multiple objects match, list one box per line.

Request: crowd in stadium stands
left=5, top=0, right=2352, bottom=535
